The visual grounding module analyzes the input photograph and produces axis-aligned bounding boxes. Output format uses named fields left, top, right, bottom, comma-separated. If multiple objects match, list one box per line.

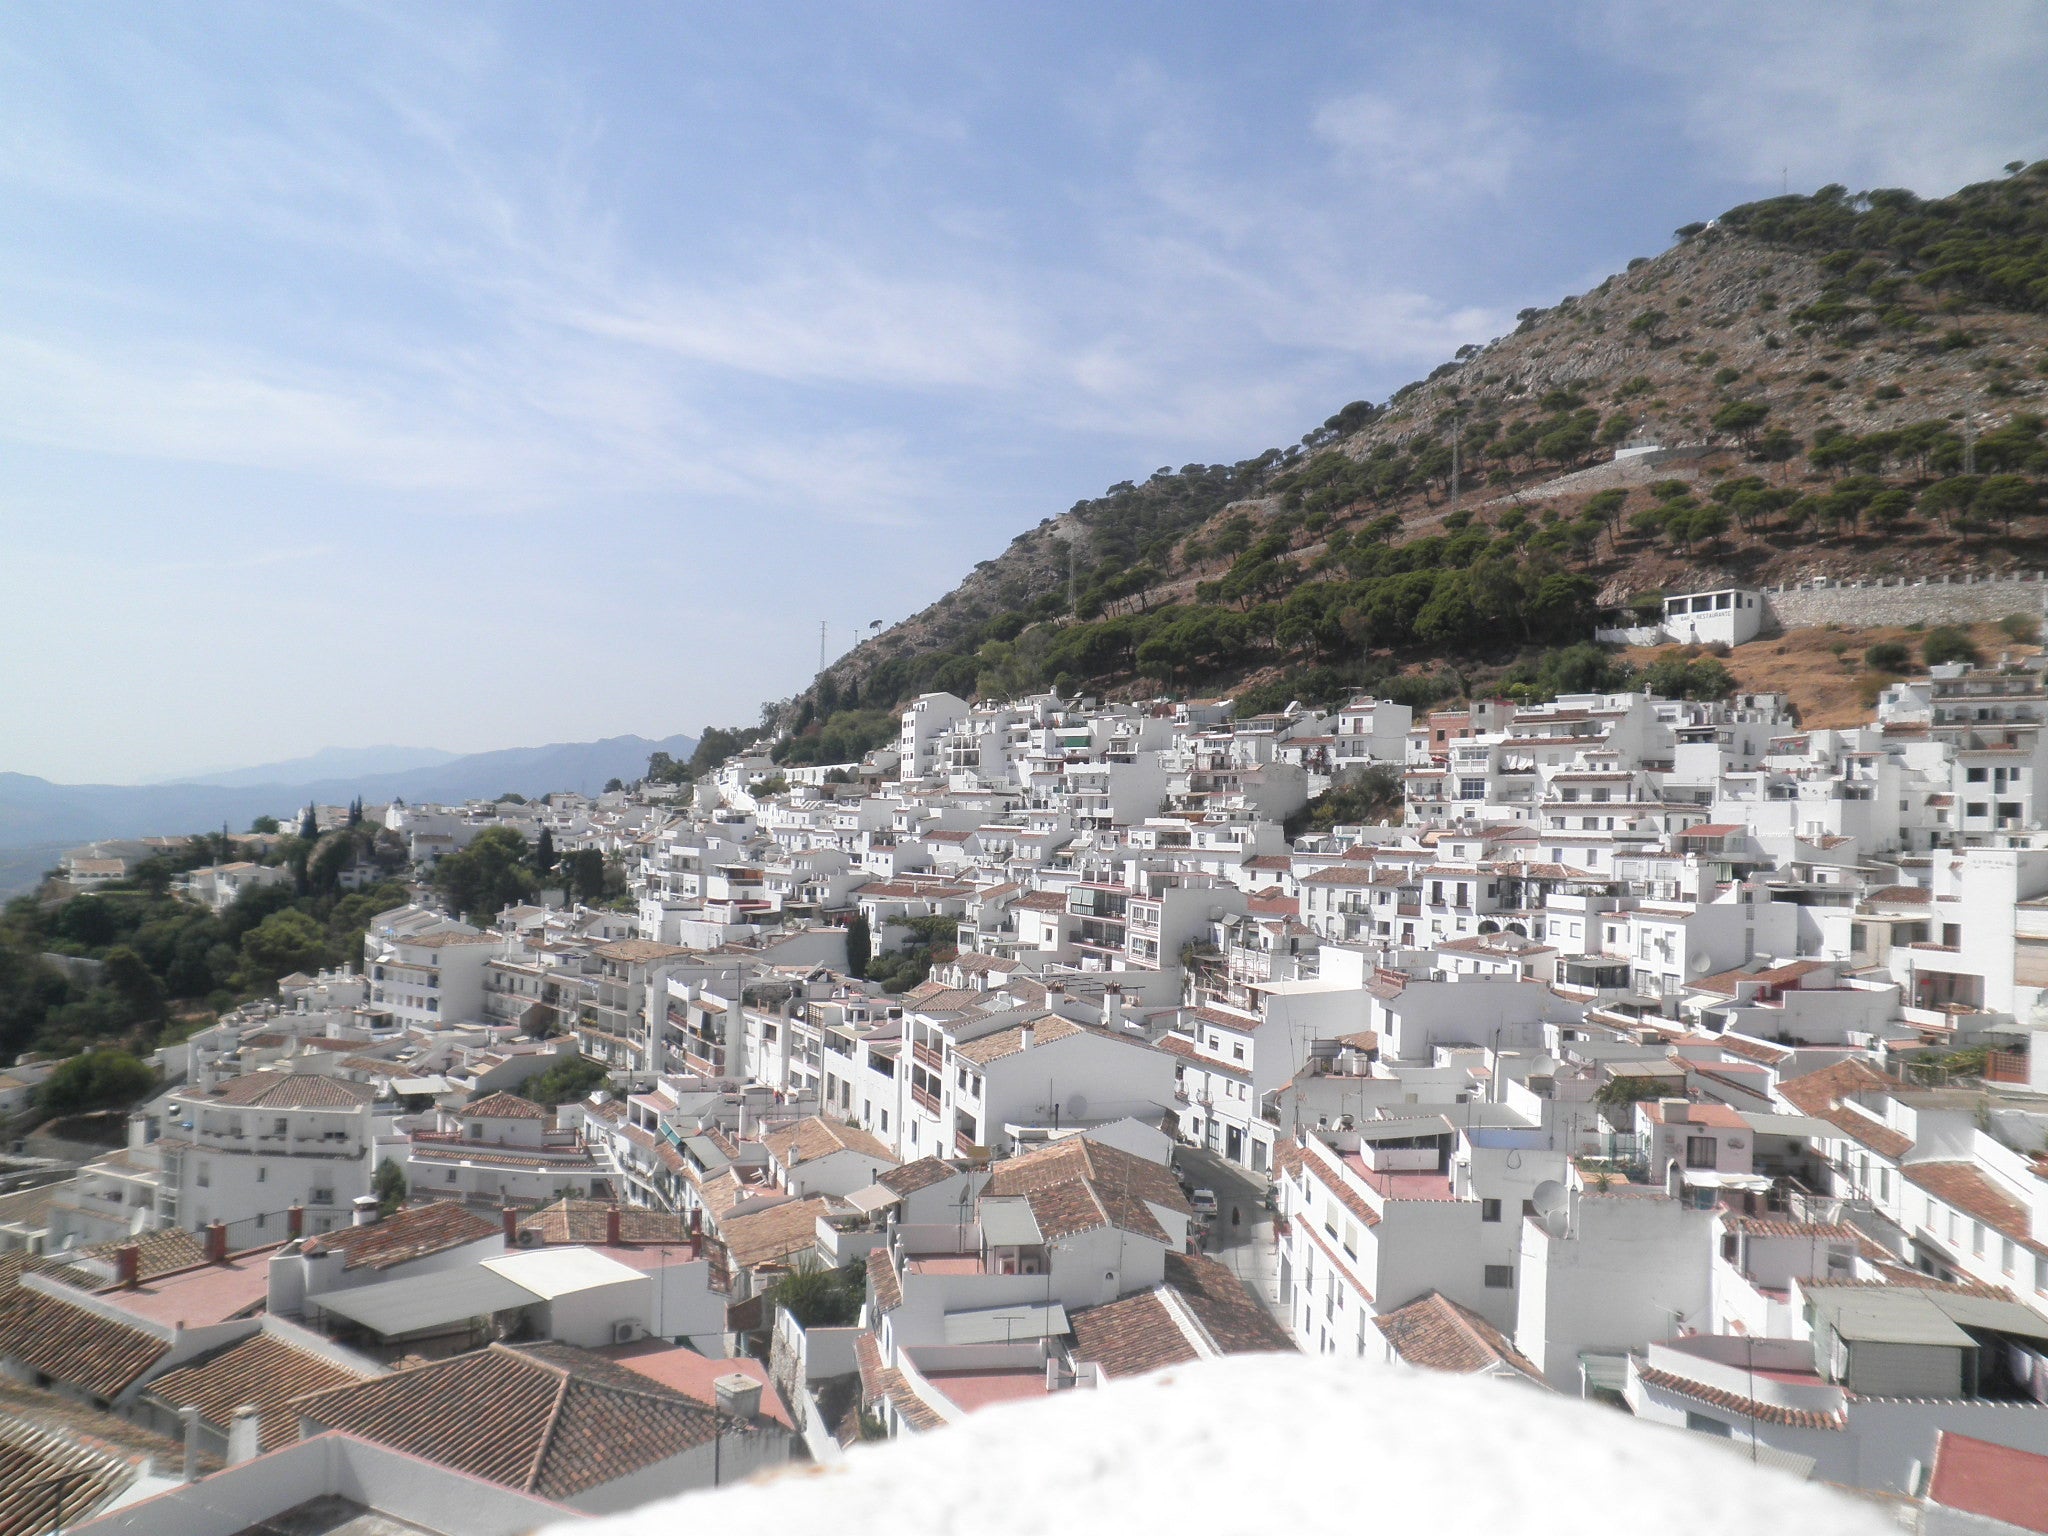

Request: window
left=1484, top=1265, right=1514, bottom=1289
left=1685, top=1135, right=1718, bottom=1170
left=1973, top=1222, right=1987, bottom=1257
left=2004, top=1237, right=2017, bottom=1276
left=274, top=1118, right=288, bottom=1137
left=1481, top=1198, right=1502, bottom=1223
left=1967, top=767, right=1989, bottom=783
left=446, top=1169, right=458, bottom=1183
left=1232, top=1043, right=1245, bottom=1061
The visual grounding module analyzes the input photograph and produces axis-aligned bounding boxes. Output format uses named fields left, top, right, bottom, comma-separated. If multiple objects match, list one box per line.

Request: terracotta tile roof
left=593, top=939, right=694, bottom=964
left=70, top=1229, right=209, bottom=1287
left=866, top=1248, right=903, bottom=1313
left=148, top=1331, right=374, bottom=1449
left=1905, top=1162, right=2048, bottom=1257
left=392, top=931, right=498, bottom=949
left=1776, top=1058, right=1911, bottom=1160
left=854, top=1333, right=945, bottom=1433
left=519, top=1199, right=694, bottom=1247
left=293, top=1341, right=748, bottom=1500
left=1021, top=1178, right=1169, bottom=1244
left=877, top=1157, right=956, bottom=1197
left=1162, top=1252, right=1292, bottom=1356
left=1633, top=1364, right=1844, bottom=1430
left=953, top=1016, right=1085, bottom=1066
left=1711, top=1034, right=1791, bottom=1066
left=205, top=1072, right=374, bottom=1109
left=0, top=1282, right=169, bottom=1400
left=1069, top=1289, right=1200, bottom=1378
left=0, top=1382, right=203, bottom=1533
left=1691, top=959, right=1832, bottom=998
left=306, top=1202, right=500, bottom=1270
left=1720, top=1214, right=1860, bottom=1241
left=984, top=1137, right=1189, bottom=1220
left=1013, top=891, right=1068, bottom=912
left=764, top=1116, right=896, bottom=1167
left=460, top=1091, right=548, bottom=1120
left=720, top=1197, right=830, bottom=1271
left=1373, top=1290, right=1540, bottom=1378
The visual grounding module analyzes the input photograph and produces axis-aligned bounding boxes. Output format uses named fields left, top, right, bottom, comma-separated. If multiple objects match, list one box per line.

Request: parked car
left=1189, top=1187, right=1218, bottom=1218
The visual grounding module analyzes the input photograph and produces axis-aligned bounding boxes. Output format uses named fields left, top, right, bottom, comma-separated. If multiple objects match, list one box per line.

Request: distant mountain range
left=148, top=744, right=463, bottom=788
left=0, top=732, right=696, bottom=891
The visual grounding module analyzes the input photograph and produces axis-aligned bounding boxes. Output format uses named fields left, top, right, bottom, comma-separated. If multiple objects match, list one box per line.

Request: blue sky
left=3, top=2, right=2044, bottom=783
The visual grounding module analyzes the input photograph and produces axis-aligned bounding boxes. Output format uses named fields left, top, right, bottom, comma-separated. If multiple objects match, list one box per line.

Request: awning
left=843, top=1184, right=902, bottom=1216
left=315, top=1266, right=536, bottom=1337
left=682, top=1135, right=730, bottom=1172
left=944, top=1301, right=1067, bottom=1345
left=976, top=1197, right=1043, bottom=1247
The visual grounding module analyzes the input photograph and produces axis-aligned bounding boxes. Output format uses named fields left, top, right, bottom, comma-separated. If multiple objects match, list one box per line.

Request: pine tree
left=298, top=805, right=318, bottom=841
left=536, top=825, right=557, bottom=877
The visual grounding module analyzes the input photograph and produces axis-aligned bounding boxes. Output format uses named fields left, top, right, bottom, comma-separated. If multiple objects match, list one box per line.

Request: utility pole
left=818, top=620, right=827, bottom=675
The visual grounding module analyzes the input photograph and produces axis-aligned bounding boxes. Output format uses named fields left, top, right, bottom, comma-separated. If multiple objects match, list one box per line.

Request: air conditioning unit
left=612, top=1321, right=637, bottom=1344
left=516, top=1229, right=542, bottom=1248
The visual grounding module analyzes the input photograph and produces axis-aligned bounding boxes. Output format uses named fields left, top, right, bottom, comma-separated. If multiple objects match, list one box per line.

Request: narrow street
left=1174, top=1144, right=1289, bottom=1334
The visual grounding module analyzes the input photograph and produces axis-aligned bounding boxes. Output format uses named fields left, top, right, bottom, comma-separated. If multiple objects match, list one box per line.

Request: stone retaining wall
left=1762, top=572, right=2048, bottom=631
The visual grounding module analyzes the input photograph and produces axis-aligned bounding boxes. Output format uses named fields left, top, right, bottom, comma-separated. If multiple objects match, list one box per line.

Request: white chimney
left=1018, top=1024, right=1035, bottom=1052
left=227, top=1405, right=261, bottom=1466
left=181, top=1405, right=203, bottom=1483
left=713, top=1372, right=763, bottom=1420
left=351, top=1195, right=380, bottom=1227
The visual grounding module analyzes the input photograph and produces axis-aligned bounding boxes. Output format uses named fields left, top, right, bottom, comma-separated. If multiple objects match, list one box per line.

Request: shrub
left=1922, top=626, right=1981, bottom=667
left=1864, top=641, right=1911, bottom=672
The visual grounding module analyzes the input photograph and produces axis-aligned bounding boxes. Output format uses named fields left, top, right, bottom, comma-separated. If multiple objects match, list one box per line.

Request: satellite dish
left=1064, top=1091, right=1089, bottom=1118
left=1530, top=1179, right=1569, bottom=1236
left=1689, top=952, right=1713, bottom=976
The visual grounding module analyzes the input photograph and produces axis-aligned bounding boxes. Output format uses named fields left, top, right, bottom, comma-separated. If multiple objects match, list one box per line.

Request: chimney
left=204, top=1220, right=228, bottom=1264
left=1018, top=1024, right=1035, bottom=1052
left=114, top=1242, right=141, bottom=1289
left=180, top=1405, right=203, bottom=1483
left=689, top=1208, right=703, bottom=1260
left=226, top=1405, right=261, bottom=1466
left=713, top=1372, right=763, bottom=1421
left=606, top=1206, right=622, bottom=1247
left=350, top=1195, right=380, bottom=1228
left=286, top=1204, right=305, bottom=1239
left=502, top=1206, right=520, bottom=1243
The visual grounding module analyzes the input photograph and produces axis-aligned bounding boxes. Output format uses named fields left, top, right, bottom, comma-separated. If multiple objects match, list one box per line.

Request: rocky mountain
left=767, top=165, right=2048, bottom=759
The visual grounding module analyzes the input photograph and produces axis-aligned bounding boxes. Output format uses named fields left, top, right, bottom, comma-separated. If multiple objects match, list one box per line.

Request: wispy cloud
left=1580, top=0, right=2048, bottom=194
left=1314, top=56, right=1533, bottom=198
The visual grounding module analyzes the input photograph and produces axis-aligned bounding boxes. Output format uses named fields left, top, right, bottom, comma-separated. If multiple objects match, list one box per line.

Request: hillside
left=770, top=165, right=2048, bottom=757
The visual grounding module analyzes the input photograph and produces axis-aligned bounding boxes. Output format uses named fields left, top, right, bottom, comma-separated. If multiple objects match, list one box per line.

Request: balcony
left=913, top=1040, right=945, bottom=1072
left=912, top=1084, right=940, bottom=1115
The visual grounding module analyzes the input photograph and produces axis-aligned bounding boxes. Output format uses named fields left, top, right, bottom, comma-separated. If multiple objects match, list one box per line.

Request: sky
left=2, top=2, right=2044, bottom=784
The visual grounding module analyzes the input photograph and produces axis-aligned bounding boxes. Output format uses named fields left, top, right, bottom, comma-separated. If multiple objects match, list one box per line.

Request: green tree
left=1711, top=400, right=1769, bottom=440
left=100, top=945, right=165, bottom=1024
left=1865, top=641, right=1912, bottom=672
left=40, top=1049, right=153, bottom=1115
left=845, top=914, right=872, bottom=977
left=1922, top=626, right=1981, bottom=667
left=373, top=1157, right=408, bottom=1218
left=1975, top=474, right=2040, bottom=533
left=236, top=910, right=331, bottom=990
left=525, top=1055, right=609, bottom=1105
left=434, top=827, right=539, bottom=922
left=250, top=815, right=280, bottom=835
left=535, top=826, right=557, bottom=877
left=566, top=848, right=607, bottom=906
left=298, top=806, right=318, bottom=841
